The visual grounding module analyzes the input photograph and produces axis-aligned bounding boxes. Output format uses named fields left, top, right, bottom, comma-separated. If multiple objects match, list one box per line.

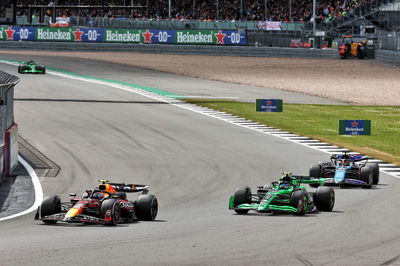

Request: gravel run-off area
left=0, top=50, right=399, bottom=106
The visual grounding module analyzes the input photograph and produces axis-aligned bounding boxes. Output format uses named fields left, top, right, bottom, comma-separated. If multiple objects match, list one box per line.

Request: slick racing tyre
left=17, top=66, right=21, bottom=73
left=136, top=195, right=158, bottom=221
left=367, top=163, right=379, bottom=185
left=360, top=166, right=373, bottom=189
left=40, top=195, right=61, bottom=224
left=314, top=187, right=335, bottom=211
left=100, top=199, right=121, bottom=225
left=233, top=186, right=252, bottom=214
left=291, top=190, right=308, bottom=215
left=309, top=164, right=321, bottom=188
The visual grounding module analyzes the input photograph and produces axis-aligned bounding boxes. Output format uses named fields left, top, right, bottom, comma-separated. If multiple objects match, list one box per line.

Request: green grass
left=186, top=100, right=400, bottom=165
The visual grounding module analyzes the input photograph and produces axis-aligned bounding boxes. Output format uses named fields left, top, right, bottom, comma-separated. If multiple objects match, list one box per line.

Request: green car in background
left=229, top=172, right=335, bottom=215
left=18, top=60, right=46, bottom=74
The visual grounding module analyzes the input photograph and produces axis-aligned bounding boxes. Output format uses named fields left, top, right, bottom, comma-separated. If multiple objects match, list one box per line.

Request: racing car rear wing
left=99, top=182, right=149, bottom=193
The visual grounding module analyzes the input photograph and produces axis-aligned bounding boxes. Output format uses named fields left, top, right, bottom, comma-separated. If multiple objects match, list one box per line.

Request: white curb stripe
left=0, top=155, right=43, bottom=222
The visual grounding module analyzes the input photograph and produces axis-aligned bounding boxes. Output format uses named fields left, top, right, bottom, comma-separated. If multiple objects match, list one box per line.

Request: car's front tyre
left=233, top=186, right=251, bottom=214
left=40, top=195, right=61, bottom=224
left=100, top=199, right=121, bottom=225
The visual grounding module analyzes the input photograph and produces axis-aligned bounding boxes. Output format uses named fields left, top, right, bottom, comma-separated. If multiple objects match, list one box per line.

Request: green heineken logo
left=36, top=28, right=72, bottom=41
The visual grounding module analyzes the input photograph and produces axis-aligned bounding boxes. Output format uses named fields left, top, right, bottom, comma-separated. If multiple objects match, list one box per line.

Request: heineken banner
left=35, top=27, right=75, bottom=41
left=0, top=26, right=35, bottom=41
left=256, top=99, right=283, bottom=112
left=339, top=120, right=371, bottom=135
left=0, top=26, right=247, bottom=45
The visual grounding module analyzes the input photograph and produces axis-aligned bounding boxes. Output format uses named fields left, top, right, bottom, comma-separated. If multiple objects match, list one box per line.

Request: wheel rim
left=303, top=196, right=308, bottom=213
left=330, top=191, right=335, bottom=209
left=151, top=199, right=158, bottom=220
left=113, top=204, right=120, bottom=224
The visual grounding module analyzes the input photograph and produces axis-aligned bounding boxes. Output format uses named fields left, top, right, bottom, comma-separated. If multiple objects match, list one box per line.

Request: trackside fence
left=0, top=71, right=19, bottom=184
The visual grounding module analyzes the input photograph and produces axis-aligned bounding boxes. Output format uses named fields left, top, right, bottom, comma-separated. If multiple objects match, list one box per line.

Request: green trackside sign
left=104, top=29, right=144, bottom=43
left=35, top=27, right=74, bottom=41
left=339, top=120, right=371, bottom=135
left=256, top=99, right=283, bottom=112
left=0, top=26, right=6, bottom=40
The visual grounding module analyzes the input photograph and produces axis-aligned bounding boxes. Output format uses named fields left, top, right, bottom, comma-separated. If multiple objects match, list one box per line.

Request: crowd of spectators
left=15, top=0, right=382, bottom=23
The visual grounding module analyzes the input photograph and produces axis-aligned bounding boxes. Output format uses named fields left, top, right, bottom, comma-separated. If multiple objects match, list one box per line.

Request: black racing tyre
left=100, top=199, right=121, bottom=225
left=291, top=190, right=307, bottom=215
left=233, top=186, right=251, bottom=214
left=309, top=164, right=321, bottom=188
left=17, top=66, right=21, bottom=73
left=314, top=186, right=335, bottom=211
left=40, top=195, right=61, bottom=224
left=136, top=195, right=158, bottom=221
left=367, top=163, right=379, bottom=185
left=360, top=166, right=373, bottom=189
left=41, top=66, right=46, bottom=74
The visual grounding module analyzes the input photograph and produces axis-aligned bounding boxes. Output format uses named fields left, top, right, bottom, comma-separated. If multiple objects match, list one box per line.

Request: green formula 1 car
left=229, top=172, right=335, bottom=215
left=18, top=60, right=46, bottom=74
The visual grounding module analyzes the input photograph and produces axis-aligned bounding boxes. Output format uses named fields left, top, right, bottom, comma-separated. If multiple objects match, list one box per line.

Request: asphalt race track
left=0, top=57, right=399, bottom=266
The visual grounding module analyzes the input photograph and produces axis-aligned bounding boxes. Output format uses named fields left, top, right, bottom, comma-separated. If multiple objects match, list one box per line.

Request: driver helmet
left=92, top=191, right=104, bottom=199
left=279, top=183, right=291, bottom=189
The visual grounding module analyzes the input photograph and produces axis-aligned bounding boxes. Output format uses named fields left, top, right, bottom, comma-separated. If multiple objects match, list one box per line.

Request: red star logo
left=266, top=100, right=272, bottom=105
left=143, top=30, right=153, bottom=44
left=5, top=27, right=15, bottom=40
left=215, top=30, right=226, bottom=44
left=73, top=28, right=84, bottom=41
left=352, top=121, right=358, bottom=127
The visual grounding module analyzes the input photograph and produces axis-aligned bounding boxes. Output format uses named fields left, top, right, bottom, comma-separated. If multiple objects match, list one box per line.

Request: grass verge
left=185, top=99, right=400, bottom=166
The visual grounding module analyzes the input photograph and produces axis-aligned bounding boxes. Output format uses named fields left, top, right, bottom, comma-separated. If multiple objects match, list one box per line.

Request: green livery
left=18, top=60, right=46, bottom=74
left=229, top=172, right=335, bottom=215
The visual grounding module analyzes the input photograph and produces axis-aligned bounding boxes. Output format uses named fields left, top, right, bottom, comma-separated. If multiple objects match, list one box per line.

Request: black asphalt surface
left=0, top=58, right=399, bottom=266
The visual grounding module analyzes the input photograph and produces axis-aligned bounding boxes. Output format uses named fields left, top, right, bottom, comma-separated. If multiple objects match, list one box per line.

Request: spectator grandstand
left=14, top=0, right=387, bottom=22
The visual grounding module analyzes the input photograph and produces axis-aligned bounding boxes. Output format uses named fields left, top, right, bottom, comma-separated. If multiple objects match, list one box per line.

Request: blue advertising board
left=4, top=26, right=35, bottom=41
left=73, top=27, right=104, bottom=42
left=220, top=30, right=247, bottom=45
left=147, top=30, right=175, bottom=44
left=256, top=99, right=283, bottom=112
left=339, top=120, right=371, bottom=135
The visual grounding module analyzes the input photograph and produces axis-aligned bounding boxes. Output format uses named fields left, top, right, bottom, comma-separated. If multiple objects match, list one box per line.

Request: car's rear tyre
left=360, top=166, right=373, bottom=189
left=314, top=187, right=335, bottom=211
left=136, top=195, right=158, bottom=221
left=17, top=66, right=21, bottom=73
left=41, top=66, right=46, bottom=74
left=100, top=199, right=120, bottom=225
left=291, top=190, right=307, bottom=215
left=309, top=164, right=321, bottom=188
left=40, top=195, right=61, bottom=224
left=367, top=163, right=379, bottom=185
left=233, top=186, right=251, bottom=214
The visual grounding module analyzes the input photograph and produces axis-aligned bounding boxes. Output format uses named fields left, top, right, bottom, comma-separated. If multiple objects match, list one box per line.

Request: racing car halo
left=35, top=180, right=158, bottom=225
left=309, top=152, right=379, bottom=188
left=229, top=172, right=335, bottom=215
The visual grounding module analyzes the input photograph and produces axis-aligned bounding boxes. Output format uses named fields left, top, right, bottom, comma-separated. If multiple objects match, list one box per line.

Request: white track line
left=0, top=155, right=43, bottom=222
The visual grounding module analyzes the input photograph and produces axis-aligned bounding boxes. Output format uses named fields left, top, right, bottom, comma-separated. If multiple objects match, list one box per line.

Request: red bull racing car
left=35, top=180, right=158, bottom=225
